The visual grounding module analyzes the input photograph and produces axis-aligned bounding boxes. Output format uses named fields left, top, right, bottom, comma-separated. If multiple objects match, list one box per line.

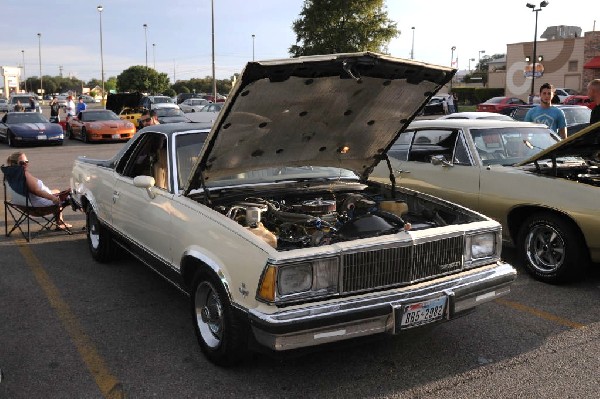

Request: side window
left=121, top=133, right=169, bottom=190
left=453, top=133, right=472, bottom=165
left=388, top=131, right=414, bottom=161
left=408, top=129, right=457, bottom=163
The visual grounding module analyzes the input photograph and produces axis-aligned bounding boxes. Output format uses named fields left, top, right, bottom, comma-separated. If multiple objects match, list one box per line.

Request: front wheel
left=86, top=208, right=115, bottom=262
left=517, top=212, right=588, bottom=284
left=82, top=127, right=89, bottom=143
left=66, top=124, right=74, bottom=140
left=191, top=270, right=248, bottom=366
left=7, top=130, right=15, bottom=147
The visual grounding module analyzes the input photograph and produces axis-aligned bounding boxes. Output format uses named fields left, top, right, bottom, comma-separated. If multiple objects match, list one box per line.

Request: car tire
left=82, top=127, right=89, bottom=143
left=86, top=208, right=115, bottom=263
left=517, top=212, right=587, bottom=284
left=191, top=109, right=196, bottom=112
left=191, top=269, right=248, bottom=366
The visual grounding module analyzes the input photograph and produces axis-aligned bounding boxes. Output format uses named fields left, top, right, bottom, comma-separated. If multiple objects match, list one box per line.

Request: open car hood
left=185, top=52, right=454, bottom=193
left=516, top=121, right=600, bottom=166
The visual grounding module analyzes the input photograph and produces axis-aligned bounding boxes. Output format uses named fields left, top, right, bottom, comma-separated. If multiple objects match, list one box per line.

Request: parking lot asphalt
left=0, top=107, right=599, bottom=398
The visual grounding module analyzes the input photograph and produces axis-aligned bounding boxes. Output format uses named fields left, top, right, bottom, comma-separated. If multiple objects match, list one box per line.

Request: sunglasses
left=19, top=160, right=29, bottom=165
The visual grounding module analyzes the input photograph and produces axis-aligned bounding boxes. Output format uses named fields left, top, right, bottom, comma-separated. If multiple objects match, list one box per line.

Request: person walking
left=76, top=96, right=87, bottom=114
left=524, top=83, right=567, bottom=139
left=587, top=79, right=600, bottom=125
left=49, top=96, right=60, bottom=122
left=446, top=93, right=455, bottom=114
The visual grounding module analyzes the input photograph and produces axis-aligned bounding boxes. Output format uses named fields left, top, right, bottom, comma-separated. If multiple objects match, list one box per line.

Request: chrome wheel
left=87, top=210, right=100, bottom=250
left=524, top=224, right=565, bottom=274
left=194, top=280, right=224, bottom=349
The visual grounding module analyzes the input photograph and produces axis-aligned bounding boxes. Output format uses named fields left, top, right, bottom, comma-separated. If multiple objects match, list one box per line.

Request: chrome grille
left=341, top=236, right=464, bottom=293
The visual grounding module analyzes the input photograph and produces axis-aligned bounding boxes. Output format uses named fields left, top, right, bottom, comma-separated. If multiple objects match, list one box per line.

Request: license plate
left=396, top=296, right=447, bottom=330
left=112, top=134, right=121, bottom=139
left=37, top=135, right=47, bottom=140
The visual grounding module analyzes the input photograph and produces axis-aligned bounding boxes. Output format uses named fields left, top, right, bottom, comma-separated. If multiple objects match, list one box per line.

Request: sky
left=1, top=0, right=598, bottom=85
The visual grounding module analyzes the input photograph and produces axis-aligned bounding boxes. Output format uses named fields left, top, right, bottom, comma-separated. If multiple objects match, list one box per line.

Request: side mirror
left=430, top=154, right=452, bottom=167
left=133, top=175, right=156, bottom=199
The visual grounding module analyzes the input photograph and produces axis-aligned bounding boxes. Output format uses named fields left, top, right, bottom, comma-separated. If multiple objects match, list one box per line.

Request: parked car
left=509, top=104, right=592, bottom=136
left=70, top=53, right=516, bottom=366
left=420, top=95, right=448, bottom=116
left=371, top=118, right=600, bottom=284
left=56, top=95, right=68, bottom=108
left=553, top=88, right=578, bottom=103
left=118, top=106, right=145, bottom=129
left=140, top=95, right=179, bottom=111
left=154, top=107, right=191, bottom=124
left=476, top=97, right=527, bottom=113
left=186, top=102, right=223, bottom=123
left=562, top=95, right=596, bottom=110
left=8, top=94, right=42, bottom=113
left=0, top=98, right=8, bottom=112
left=66, top=109, right=136, bottom=142
left=0, top=111, right=64, bottom=146
left=176, top=92, right=202, bottom=104
left=438, top=111, right=514, bottom=121
left=80, top=94, right=99, bottom=103
left=179, top=98, right=210, bottom=113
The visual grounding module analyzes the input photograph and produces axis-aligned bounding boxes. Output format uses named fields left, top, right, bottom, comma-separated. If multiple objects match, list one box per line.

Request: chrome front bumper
left=248, top=261, right=516, bottom=351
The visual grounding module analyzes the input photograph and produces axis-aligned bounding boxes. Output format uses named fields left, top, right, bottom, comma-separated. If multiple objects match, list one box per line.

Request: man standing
left=524, top=83, right=567, bottom=139
left=65, top=96, right=76, bottom=120
left=76, top=96, right=87, bottom=114
left=587, top=79, right=600, bottom=125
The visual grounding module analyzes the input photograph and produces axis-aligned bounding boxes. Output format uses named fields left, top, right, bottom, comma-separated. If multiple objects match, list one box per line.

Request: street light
left=97, top=5, right=105, bottom=108
left=153, top=43, right=156, bottom=69
left=410, top=27, right=415, bottom=59
left=211, top=0, right=217, bottom=102
left=478, top=50, right=485, bottom=71
left=449, top=46, right=456, bottom=90
left=469, top=58, right=475, bottom=72
left=526, top=1, right=549, bottom=103
left=143, top=24, right=148, bottom=69
left=252, top=34, right=255, bottom=61
left=21, top=50, right=26, bottom=92
left=37, top=33, right=42, bottom=99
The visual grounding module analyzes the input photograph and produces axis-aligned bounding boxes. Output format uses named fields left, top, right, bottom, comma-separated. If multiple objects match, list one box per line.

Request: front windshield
left=153, top=97, right=173, bottom=104
left=470, top=126, right=560, bottom=166
left=157, top=108, right=184, bottom=117
left=82, top=111, right=120, bottom=121
left=6, top=112, right=48, bottom=123
left=562, top=107, right=591, bottom=124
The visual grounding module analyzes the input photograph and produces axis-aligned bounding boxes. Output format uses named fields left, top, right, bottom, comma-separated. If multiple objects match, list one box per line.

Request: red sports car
left=66, top=110, right=136, bottom=143
left=476, top=96, right=527, bottom=113
left=562, top=95, right=596, bottom=110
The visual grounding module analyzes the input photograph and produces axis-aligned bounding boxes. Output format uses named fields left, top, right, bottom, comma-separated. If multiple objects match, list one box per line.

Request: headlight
left=279, top=263, right=312, bottom=295
left=258, top=258, right=339, bottom=303
left=468, top=232, right=496, bottom=259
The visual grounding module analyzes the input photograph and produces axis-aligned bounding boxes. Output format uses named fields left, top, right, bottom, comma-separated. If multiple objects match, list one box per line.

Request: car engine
left=212, top=189, right=464, bottom=251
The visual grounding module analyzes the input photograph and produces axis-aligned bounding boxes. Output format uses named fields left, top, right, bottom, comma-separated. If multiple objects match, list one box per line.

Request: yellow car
left=118, top=106, right=145, bottom=129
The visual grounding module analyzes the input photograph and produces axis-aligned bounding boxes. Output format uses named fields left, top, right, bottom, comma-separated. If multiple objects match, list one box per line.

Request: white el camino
left=70, top=52, right=517, bottom=366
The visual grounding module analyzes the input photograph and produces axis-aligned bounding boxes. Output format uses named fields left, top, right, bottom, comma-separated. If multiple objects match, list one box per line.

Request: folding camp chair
left=1, top=164, right=72, bottom=242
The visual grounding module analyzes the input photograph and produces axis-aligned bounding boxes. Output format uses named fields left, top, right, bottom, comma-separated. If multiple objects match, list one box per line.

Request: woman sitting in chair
left=5, top=151, right=72, bottom=229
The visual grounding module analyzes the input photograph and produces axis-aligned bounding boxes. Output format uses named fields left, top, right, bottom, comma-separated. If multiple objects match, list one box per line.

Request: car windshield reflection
left=470, top=127, right=560, bottom=166
left=81, top=111, right=120, bottom=121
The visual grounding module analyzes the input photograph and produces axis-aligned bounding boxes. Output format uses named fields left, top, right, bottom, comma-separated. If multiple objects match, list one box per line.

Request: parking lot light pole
left=211, top=0, right=217, bottom=102
left=410, top=27, right=415, bottom=59
left=21, top=50, right=26, bottom=92
left=478, top=50, right=485, bottom=71
left=469, top=58, right=475, bottom=72
left=526, top=1, right=548, bottom=103
left=450, top=46, right=456, bottom=90
left=37, top=33, right=42, bottom=99
left=143, top=24, right=148, bottom=69
left=252, top=34, right=255, bottom=61
left=153, top=43, right=156, bottom=70
left=97, top=5, right=105, bottom=108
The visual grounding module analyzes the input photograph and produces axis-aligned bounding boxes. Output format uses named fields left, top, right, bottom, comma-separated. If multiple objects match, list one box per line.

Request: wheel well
left=181, top=256, right=212, bottom=292
left=507, top=206, right=588, bottom=248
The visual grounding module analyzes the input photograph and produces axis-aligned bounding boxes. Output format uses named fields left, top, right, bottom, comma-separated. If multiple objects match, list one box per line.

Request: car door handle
left=394, top=169, right=410, bottom=174
left=112, top=191, right=120, bottom=204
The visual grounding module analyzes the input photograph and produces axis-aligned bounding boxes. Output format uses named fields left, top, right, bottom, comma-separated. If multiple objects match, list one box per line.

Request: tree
left=289, top=0, right=399, bottom=57
left=116, top=66, right=169, bottom=93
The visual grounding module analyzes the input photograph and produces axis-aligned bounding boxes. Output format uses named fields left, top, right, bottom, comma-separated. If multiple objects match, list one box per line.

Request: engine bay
left=526, top=158, right=600, bottom=187
left=206, top=184, right=474, bottom=251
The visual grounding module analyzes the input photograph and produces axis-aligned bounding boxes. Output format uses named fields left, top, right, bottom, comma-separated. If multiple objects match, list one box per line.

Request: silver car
left=178, top=98, right=210, bottom=113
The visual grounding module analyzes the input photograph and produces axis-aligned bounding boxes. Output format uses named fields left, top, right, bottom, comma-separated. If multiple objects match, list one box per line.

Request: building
left=497, top=27, right=600, bottom=101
